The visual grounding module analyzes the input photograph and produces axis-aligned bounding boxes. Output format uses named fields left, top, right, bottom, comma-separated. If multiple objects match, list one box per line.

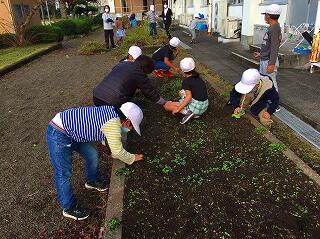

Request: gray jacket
left=102, top=12, right=114, bottom=30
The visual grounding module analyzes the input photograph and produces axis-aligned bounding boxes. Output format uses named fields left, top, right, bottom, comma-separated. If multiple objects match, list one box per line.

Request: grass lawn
left=0, top=43, right=56, bottom=69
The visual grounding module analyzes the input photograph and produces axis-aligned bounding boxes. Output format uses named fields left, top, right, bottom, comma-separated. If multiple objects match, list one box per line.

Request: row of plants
left=0, top=14, right=103, bottom=48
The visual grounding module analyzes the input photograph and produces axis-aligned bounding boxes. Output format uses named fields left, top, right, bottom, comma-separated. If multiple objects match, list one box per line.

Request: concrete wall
left=0, top=0, right=41, bottom=34
left=287, top=0, right=318, bottom=26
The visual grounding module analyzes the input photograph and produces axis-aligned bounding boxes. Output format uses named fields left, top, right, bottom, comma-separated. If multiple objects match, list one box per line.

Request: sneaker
left=85, top=179, right=108, bottom=192
left=275, top=106, right=281, bottom=112
left=63, top=204, right=89, bottom=221
left=180, top=111, right=195, bottom=124
left=154, top=70, right=164, bottom=78
left=163, top=70, right=175, bottom=77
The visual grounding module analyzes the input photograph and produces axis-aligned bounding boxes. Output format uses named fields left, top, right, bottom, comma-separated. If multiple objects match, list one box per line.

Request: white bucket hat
left=169, top=37, right=180, bottom=48
left=262, top=4, right=281, bottom=15
left=120, top=102, right=143, bottom=135
left=235, top=68, right=261, bottom=94
left=180, top=57, right=195, bottom=73
left=128, top=46, right=142, bottom=60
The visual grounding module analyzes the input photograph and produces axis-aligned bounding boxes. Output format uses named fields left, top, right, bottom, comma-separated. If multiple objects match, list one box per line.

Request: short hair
left=184, top=69, right=200, bottom=77
left=135, top=55, right=155, bottom=74
left=268, top=14, right=280, bottom=20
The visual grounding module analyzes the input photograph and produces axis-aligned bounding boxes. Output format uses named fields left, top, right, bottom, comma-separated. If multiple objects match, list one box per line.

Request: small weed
left=219, top=91, right=230, bottom=99
left=267, top=144, right=286, bottom=156
left=172, top=154, right=187, bottom=166
left=162, top=165, right=173, bottom=174
left=255, top=126, right=267, bottom=134
left=212, top=128, right=223, bottom=139
left=108, top=218, right=121, bottom=232
left=147, top=156, right=164, bottom=167
left=222, top=161, right=234, bottom=172
left=115, top=167, right=131, bottom=177
left=78, top=40, right=107, bottom=55
left=127, top=188, right=148, bottom=208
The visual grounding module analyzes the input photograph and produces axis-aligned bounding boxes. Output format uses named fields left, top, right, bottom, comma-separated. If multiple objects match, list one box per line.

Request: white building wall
left=228, top=5, right=242, bottom=19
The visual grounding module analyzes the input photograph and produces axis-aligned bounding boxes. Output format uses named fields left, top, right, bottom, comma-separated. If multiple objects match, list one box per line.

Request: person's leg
left=154, top=60, right=170, bottom=71
left=154, top=23, right=157, bottom=35
left=75, top=142, right=100, bottom=183
left=46, top=125, right=76, bottom=210
left=268, top=58, right=279, bottom=92
left=164, top=101, right=180, bottom=112
left=104, top=30, right=109, bottom=48
left=149, top=23, right=153, bottom=36
left=109, top=30, right=116, bottom=48
left=190, top=29, right=196, bottom=43
left=165, top=22, right=171, bottom=38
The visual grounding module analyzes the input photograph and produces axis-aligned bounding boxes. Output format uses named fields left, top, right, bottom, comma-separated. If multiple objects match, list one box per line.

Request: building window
left=187, top=0, right=193, bottom=8
left=12, top=4, right=30, bottom=26
left=229, top=0, right=243, bottom=4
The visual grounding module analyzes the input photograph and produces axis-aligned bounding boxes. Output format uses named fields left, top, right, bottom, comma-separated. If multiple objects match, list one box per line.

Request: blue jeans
left=46, top=124, right=100, bottom=210
left=150, top=23, right=157, bottom=36
left=153, top=60, right=170, bottom=71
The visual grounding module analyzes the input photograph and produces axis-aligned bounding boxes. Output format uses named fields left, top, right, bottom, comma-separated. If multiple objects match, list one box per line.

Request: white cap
left=120, top=102, right=143, bottom=135
left=169, top=37, right=180, bottom=48
left=150, top=5, right=155, bottom=11
left=180, top=57, right=195, bottom=73
left=262, top=4, right=281, bottom=15
left=235, top=69, right=261, bottom=94
left=128, top=46, right=142, bottom=59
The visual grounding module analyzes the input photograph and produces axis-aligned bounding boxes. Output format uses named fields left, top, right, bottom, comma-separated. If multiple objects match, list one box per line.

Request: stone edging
left=0, top=42, right=62, bottom=77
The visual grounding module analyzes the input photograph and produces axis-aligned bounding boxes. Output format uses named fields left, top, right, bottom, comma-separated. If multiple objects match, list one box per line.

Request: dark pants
left=104, top=29, right=115, bottom=48
left=164, top=21, right=171, bottom=38
left=150, top=23, right=157, bottom=36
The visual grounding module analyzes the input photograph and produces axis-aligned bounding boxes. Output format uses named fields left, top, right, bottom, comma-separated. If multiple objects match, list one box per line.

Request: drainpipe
left=207, top=0, right=212, bottom=35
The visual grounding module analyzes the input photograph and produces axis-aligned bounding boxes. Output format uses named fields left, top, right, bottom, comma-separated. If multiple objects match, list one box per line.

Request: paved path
left=174, top=28, right=320, bottom=131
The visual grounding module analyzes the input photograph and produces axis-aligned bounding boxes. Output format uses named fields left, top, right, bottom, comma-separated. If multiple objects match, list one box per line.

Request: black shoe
left=275, top=106, right=281, bottom=112
left=63, top=204, right=89, bottom=221
left=180, top=111, right=195, bottom=124
left=85, top=179, right=108, bottom=192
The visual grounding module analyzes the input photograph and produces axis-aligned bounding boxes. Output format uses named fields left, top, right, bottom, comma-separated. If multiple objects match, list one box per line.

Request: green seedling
left=232, top=109, right=245, bottom=119
left=115, top=167, right=131, bottom=177
left=255, top=126, right=267, bottom=134
left=219, top=91, right=230, bottom=99
left=267, top=143, right=286, bottom=156
left=172, top=154, right=187, bottom=165
left=108, top=218, right=121, bottom=232
left=162, top=165, right=173, bottom=174
left=147, top=156, right=164, bottom=167
left=127, top=188, right=148, bottom=208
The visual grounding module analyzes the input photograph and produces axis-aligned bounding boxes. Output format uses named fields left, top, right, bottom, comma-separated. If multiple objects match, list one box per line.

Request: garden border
left=103, top=58, right=320, bottom=239
left=0, top=42, right=62, bottom=77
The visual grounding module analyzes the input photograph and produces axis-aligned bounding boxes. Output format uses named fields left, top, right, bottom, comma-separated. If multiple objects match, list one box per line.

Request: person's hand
left=267, top=64, right=275, bottom=74
left=163, top=101, right=172, bottom=111
left=234, top=107, right=241, bottom=114
left=172, top=108, right=180, bottom=115
left=134, top=154, right=144, bottom=162
left=174, top=66, right=181, bottom=73
left=253, top=51, right=261, bottom=58
left=262, top=111, right=270, bottom=119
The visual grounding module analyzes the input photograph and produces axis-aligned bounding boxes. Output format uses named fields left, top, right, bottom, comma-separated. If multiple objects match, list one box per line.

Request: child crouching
left=164, top=57, right=209, bottom=124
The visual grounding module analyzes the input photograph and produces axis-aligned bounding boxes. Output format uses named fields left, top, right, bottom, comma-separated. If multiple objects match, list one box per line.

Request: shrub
left=118, top=20, right=167, bottom=55
left=0, top=33, right=17, bottom=48
left=91, top=13, right=103, bottom=26
left=73, top=18, right=91, bottom=35
left=53, top=19, right=77, bottom=36
left=26, top=25, right=64, bottom=43
left=78, top=40, right=106, bottom=55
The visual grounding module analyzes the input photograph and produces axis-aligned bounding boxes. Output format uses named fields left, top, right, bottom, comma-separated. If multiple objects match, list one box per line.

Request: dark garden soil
left=122, top=77, right=320, bottom=239
left=0, top=30, right=121, bottom=238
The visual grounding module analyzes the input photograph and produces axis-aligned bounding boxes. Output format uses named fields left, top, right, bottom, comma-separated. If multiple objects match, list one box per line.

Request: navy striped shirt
left=60, top=105, right=118, bottom=142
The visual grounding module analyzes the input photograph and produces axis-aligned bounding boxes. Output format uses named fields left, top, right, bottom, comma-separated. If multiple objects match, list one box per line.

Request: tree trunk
left=18, top=0, right=43, bottom=46
left=60, top=0, right=67, bottom=18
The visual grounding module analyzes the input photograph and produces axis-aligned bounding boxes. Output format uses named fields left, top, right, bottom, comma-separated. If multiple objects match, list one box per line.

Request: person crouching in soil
left=228, top=68, right=279, bottom=127
left=164, top=57, right=209, bottom=124
left=46, top=102, right=143, bottom=221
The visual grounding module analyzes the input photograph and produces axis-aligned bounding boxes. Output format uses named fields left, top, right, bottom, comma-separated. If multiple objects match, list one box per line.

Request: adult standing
left=102, top=5, right=116, bottom=49
left=159, top=2, right=173, bottom=38
left=254, top=4, right=281, bottom=111
left=93, top=55, right=167, bottom=108
left=46, top=102, right=144, bottom=220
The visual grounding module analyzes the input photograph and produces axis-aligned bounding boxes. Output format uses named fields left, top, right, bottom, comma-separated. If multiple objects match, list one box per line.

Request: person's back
left=152, top=45, right=174, bottom=62
left=93, top=62, right=143, bottom=107
left=260, top=23, right=281, bottom=62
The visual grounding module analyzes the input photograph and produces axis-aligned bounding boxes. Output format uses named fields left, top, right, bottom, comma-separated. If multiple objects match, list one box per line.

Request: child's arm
left=173, top=90, right=192, bottom=114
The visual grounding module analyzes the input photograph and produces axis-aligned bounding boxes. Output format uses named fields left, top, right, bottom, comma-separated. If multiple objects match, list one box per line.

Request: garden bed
left=119, top=76, right=320, bottom=238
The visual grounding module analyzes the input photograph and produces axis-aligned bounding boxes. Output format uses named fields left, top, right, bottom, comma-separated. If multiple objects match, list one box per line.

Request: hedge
left=0, top=33, right=16, bottom=48
left=26, top=25, right=64, bottom=44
